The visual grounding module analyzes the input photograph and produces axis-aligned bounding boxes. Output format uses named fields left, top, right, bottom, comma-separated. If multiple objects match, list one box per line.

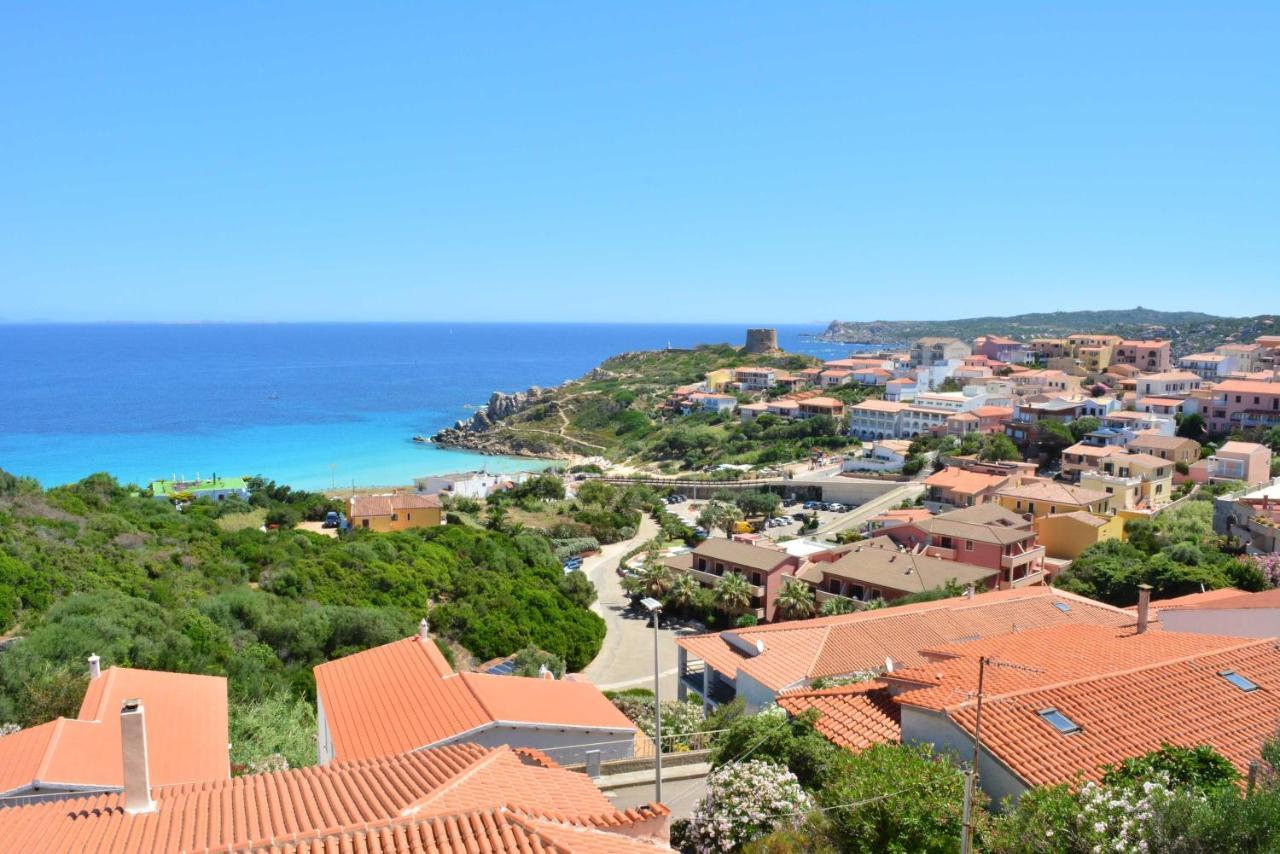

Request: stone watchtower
left=745, top=328, right=780, bottom=354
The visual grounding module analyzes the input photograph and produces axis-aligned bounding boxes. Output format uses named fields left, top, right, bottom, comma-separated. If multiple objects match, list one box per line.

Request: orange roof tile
left=0, top=666, right=228, bottom=796
left=945, top=639, right=1280, bottom=787
left=777, top=681, right=900, bottom=750
left=1167, top=587, right=1280, bottom=611
left=676, top=589, right=1133, bottom=692
left=349, top=493, right=441, bottom=518
left=315, top=636, right=634, bottom=762
left=924, top=468, right=1011, bottom=496
left=0, top=743, right=669, bottom=853
left=1144, top=587, right=1245, bottom=613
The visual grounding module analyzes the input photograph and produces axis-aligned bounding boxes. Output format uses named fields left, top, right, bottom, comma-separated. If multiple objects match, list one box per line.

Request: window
left=1038, top=707, right=1081, bottom=734
left=1220, top=670, right=1259, bottom=692
left=715, top=562, right=724, bottom=575
left=697, top=558, right=707, bottom=571
left=1052, top=601, right=1070, bottom=613
left=965, top=540, right=974, bottom=551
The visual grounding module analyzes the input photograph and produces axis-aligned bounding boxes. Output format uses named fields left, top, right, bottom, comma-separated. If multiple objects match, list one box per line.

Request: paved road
left=811, top=481, right=925, bottom=537
left=578, top=515, right=693, bottom=697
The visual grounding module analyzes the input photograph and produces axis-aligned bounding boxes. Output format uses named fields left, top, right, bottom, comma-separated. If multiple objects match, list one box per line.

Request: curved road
left=578, top=514, right=690, bottom=696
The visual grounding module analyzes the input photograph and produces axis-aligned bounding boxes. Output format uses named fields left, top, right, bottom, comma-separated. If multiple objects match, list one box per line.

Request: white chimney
left=120, top=699, right=156, bottom=814
left=965, top=584, right=975, bottom=599
left=88, top=653, right=101, bottom=680
left=418, top=617, right=430, bottom=641
left=1136, top=584, right=1152, bottom=635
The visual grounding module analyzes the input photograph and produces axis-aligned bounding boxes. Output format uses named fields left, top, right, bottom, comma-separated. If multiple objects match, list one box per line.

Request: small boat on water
left=267, top=392, right=280, bottom=400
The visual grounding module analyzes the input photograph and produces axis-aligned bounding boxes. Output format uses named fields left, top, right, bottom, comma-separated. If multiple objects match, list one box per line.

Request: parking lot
left=663, top=496, right=860, bottom=542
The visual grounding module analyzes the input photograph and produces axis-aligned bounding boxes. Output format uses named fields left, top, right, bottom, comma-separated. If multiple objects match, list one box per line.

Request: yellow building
left=1035, top=511, right=1125, bottom=560
left=349, top=493, right=443, bottom=532
left=703, top=368, right=734, bottom=392
left=995, top=480, right=1115, bottom=519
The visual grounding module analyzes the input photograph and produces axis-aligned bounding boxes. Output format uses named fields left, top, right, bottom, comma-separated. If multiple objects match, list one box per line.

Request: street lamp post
left=641, top=596, right=663, bottom=803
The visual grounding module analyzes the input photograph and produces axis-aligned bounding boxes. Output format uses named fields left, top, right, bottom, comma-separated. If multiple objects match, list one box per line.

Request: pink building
left=1206, top=379, right=1280, bottom=434
left=973, top=334, right=1026, bottom=363
left=1114, top=340, right=1173, bottom=372
left=1188, top=441, right=1273, bottom=487
left=872, top=504, right=1046, bottom=586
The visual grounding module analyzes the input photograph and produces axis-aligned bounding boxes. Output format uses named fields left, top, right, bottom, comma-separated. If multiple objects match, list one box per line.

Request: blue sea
left=0, top=323, right=866, bottom=490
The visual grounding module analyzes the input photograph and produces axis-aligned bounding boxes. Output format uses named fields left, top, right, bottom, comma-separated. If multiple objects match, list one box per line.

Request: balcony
left=679, top=566, right=765, bottom=597
left=1002, top=546, right=1046, bottom=570
left=1010, top=569, right=1046, bottom=588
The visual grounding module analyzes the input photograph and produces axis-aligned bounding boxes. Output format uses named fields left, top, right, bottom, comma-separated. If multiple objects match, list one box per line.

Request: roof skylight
left=1220, top=670, right=1259, bottom=692
left=1038, top=707, right=1081, bottom=734
left=1052, top=602, right=1070, bottom=613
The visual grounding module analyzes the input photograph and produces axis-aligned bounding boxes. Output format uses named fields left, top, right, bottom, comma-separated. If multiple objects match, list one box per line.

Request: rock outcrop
left=430, top=385, right=554, bottom=455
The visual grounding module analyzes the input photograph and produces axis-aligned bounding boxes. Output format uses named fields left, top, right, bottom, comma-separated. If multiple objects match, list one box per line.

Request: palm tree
left=775, top=579, right=815, bottom=621
left=713, top=572, right=753, bottom=619
left=698, top=500, right=744, bottom=539
left=819, top=596, right=858, bottom=617
left=637, top=560, right=673, bottom=598
left=666, top=572, right=699, bottom=617
left=484, top=503, right=508, bottom=531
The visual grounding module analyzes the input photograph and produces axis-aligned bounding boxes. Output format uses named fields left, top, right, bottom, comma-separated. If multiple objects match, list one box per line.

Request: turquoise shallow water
left=1, top=322, right=856, bottom=490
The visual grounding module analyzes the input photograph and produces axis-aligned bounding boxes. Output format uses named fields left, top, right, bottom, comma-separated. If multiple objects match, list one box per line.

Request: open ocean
left=0, top=323, right=867, bottom=490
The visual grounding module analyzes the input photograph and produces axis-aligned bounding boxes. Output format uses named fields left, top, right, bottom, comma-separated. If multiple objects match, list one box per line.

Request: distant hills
left=818, top=307, right=1279, bottom=357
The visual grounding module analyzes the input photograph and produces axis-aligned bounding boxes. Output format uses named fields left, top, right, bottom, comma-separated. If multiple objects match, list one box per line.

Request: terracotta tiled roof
left=852, top=400, right=909, bottom=412
left=0, top=667, right=228, bottom=797
left=1166, top=587, right=1280, bottom=611
left=315, top=636, right=635, bottom=762
left=995, top=481, right=1110, bottom=507
left=692, top=539, right=791, bottom=573
left=349, top=493, right=441, bottom=518
left=777, top=681, right=900, bottom=750
left=676, top=589, right=1133, bottom=692
left=945, top=638, right=1280, bottom=787
left=924, top=468, right=1011, bottom=496
left=1144, top=587, right=1245, bottom=613
left=1213, top=379, right=1280, bottom=396
left=0, top=743, right=669, bottom=853
left=799, top=542, right=996, bottom=594
left=889, top=624, right=1249, bottom=711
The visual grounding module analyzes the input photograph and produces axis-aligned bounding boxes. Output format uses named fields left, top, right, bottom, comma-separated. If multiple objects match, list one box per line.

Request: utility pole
left=961, top=656, right=988, bottom=854
left=641, top=597, right=664, bottom=803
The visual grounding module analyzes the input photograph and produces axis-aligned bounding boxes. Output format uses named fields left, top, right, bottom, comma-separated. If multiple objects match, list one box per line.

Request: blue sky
left=1, top=3, right=1276, bottom=323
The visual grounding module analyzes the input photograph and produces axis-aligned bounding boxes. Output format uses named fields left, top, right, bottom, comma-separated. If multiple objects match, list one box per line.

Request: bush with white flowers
left=684, top=759, right=812, bottom=853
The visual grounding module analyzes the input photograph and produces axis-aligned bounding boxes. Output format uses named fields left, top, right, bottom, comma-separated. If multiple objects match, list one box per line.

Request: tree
left=637, top=560, right=673, bottom=599
left=682, top=760, right=813, bottom=853
left=710, top=706, right=844, bottom=790
left=1068, top=416, right=1101, bottom=442
left=1177, top=412, right=1207, bottom=441
left=713, top=572, right=753, bottom=618
left=817, top=743, right=975, bottom=853
left=229, top=690, right=317, bottom=773
left=484, top=502, right=508, bottom=531
left=1036, top=420, right=1075, bottom=461
left=698, top=500, right=744, bottom=538
left=774, top=579, right=815, bottom=620
left=819, top=597, right=858, bottom=616
left=979, top=434, right=1021, bottom=462
left=558, top=571, right=597, bottom=609
left=665, top=573, right=700, bottom=616
left=736, top=490, right=782, bottom=519
left=510, top=646, right=566, bottom=678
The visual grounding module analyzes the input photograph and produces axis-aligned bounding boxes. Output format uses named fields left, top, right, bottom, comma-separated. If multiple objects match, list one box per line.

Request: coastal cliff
left=431, top=386, right=559, bottom=457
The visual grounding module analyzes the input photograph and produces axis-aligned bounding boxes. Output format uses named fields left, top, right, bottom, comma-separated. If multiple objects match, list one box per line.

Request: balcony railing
left=677, top=566, right=765, bottom=596
left=1002, top=546, right=1046, bottom=570
left=1010, top=569, right=1046, bottom=588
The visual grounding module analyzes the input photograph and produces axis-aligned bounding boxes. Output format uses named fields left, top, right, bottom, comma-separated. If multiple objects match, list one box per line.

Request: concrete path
left=578, top=515, right=694, bottom=697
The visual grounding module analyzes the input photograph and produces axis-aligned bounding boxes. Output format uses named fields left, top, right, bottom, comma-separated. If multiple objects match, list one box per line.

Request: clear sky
left=2, top=3, right=1276, bottom=324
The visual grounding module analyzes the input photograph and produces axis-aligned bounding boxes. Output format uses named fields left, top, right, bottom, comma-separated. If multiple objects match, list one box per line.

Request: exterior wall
left=1160, top=608, right=1280, bottom=639
left=351, top=506, right=443, bottom=532
left=317, top=695, right=336, bottom=765
left=996, top=493, right=1112, bottom=519
left=733, top=669, right=784, bottom=712
left=1034, top=514, right=1124, bottom=560
left=899, top=706, right=1028, bottom=808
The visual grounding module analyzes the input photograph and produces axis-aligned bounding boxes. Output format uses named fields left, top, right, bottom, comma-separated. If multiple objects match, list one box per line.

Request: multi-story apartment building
left=733, top=367, right=777, bottom=391
left=848, top=400, right=908, bottom=440
left=909, top=337, right=970, bottom=367
left=1113, top=340, right=1173, bottom=372
left=1136, top=370, right=1202, bottom=398
left=1206, top=378, right=1280, bottom=433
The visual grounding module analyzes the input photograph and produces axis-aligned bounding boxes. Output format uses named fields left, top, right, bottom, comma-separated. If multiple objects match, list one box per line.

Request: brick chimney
left=120, top=699, right=156, bottom=814
left=88, top=653, right=101, bottom=680
left=1136, top=584, right=1152, bottom=635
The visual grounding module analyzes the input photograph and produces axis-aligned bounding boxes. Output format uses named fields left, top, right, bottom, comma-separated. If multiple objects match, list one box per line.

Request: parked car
left=322, top=510, right=340, bottom=528
left=792, top=512, right=808, bottom=522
